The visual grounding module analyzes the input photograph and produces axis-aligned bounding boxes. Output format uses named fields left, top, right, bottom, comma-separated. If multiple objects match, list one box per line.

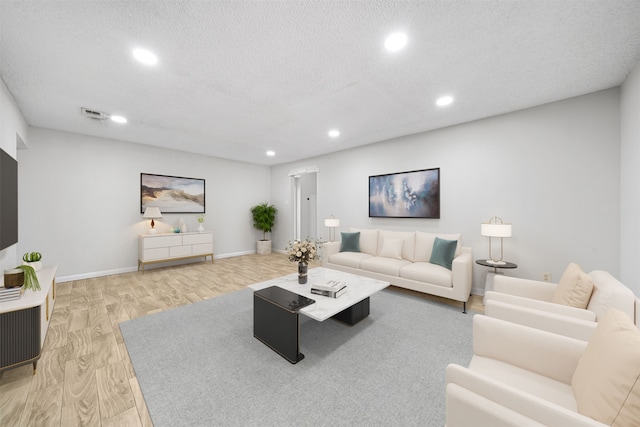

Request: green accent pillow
left=429, top=237, right=458, bottom=270
left=340, top=232, right=361, bottom=252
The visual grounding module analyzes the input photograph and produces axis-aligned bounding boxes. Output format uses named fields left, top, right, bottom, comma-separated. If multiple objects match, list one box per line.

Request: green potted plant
left=22, top=251, right=43, bottom=272
left=15, top=264, right=41, bottom=291
left=250, top=202, right=277, bottom=255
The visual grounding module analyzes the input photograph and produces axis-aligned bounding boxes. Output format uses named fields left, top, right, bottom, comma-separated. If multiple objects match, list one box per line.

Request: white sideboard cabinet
left=138, top=232, right=214, bottom=273
left=0, top=265, right=57, bottom=374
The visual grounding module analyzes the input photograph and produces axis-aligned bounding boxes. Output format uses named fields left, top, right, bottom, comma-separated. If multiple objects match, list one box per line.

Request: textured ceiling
left=1, top=1, right=640, bottom=166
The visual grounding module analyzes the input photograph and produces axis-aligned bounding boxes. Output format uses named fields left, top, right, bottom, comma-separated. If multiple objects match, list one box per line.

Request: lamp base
left=485, top=259, right=506, bottom=265
left=148, top=228, right=158, bottom=234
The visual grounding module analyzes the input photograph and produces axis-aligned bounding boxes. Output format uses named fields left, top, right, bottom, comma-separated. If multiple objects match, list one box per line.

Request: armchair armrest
left=472, top=315, right=586, bottom=384
left=446, top=365, right=605, bottom=427
left=451, top=247, right=473, bottom=298
left=321, top=241, right=340, bottom=266
left=493, top=276, right=557, bottom=302
left=485, top=300, right=597, bottom=341
left=484, top=292, right=597, bottom=322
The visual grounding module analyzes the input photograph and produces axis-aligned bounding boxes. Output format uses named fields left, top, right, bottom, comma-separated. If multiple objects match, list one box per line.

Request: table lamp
left=481, top=216, right=512, bottom=265
left=143, top=207, right=162, bottom=234
left=324, top=216, right=340, bottom=242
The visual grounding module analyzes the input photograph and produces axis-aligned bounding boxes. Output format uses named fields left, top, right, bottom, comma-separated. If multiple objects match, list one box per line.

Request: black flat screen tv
left=0, top=147, right=18, bottom=251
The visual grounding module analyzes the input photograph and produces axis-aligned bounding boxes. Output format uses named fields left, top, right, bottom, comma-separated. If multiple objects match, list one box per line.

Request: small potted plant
left=197, top=214, right=206, bottom=232
left=15, top=264, right=41, bottom=291
left=22, top=251, right=43, bottom=272
left=250, top=202, right=277, bottom=255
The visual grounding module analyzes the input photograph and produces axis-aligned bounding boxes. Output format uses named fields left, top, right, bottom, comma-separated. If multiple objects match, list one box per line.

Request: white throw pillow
left=350, top=228, right=379, bottom=256
left=378, top=238, right=404, bottom=260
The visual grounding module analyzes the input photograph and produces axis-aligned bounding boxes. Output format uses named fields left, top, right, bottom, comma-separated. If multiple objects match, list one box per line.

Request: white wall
left=620, top=60, right=640, bottom=294
left=0, top=78, right=28, bottom=279
left=271, top=89, right=621, bottom=294
left=18, top=127, right=272, bottom=279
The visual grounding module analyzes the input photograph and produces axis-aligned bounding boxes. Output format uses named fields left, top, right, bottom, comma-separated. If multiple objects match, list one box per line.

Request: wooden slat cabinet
left=138, top=232, right=213, bottom=273
left=0, top=265, right=57, bottom=374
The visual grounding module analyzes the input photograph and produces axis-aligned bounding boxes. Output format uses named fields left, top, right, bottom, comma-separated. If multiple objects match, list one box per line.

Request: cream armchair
left=484, top=267, right=636, bottom=340
left=446, top=312, right=640, bottom=427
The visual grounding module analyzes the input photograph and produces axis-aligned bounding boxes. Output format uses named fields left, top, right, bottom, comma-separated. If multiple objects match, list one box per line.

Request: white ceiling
left=1, top=1, right=640, bottom=166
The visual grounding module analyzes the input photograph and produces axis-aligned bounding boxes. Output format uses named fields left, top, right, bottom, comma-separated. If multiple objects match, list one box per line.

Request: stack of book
left=311, top=280, right=347, bottom=298
left=0, top=286, right=23, bottom=302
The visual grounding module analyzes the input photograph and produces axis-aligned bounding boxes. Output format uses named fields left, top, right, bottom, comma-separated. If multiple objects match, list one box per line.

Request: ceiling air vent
left=81, top=107, right=109, bottom=120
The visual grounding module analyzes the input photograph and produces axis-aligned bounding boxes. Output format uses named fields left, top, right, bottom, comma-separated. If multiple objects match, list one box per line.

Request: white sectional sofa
left=322, top=228, right=473, bottom=312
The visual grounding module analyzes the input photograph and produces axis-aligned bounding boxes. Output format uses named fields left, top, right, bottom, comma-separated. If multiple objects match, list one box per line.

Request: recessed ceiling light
left=132, top=48, right=158, bottom=65
left=384, top=32, right=408, bottom=52
left=110, top=115, right=127, bottom=123
left=436, top=96, right=454, bottom=107
left=266, top=150, right=275, bottom=157
left=328, top=130, right=340, bottom=138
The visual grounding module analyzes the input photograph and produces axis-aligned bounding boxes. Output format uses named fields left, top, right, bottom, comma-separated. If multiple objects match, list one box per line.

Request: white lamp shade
left=481, top=223, right=512, bottom=238
left=143, top=207, right=162, bottom=219
left=324, top=218, right=340, bottom=227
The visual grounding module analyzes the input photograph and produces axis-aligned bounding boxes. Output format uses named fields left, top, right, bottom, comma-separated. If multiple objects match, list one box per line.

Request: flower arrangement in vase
left=286, top=239, right=322, bottom=284
left=197, top=214, right=205, bottom=232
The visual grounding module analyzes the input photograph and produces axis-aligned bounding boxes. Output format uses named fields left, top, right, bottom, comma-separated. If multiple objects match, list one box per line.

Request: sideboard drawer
left=143, top=235, right=182, bottom=249
left=192, top=243, right=213, bottom=255
left=183, top=233, right=212, bottom=245
left=144, top=247, right=170, bottom=260
left=170, top=245, right=192, bottom=257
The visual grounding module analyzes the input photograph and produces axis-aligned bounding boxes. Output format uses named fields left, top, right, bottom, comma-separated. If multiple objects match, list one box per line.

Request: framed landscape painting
left=369, top=168, right=440, bottom=218
left=140, top=173, right=205, bottom=214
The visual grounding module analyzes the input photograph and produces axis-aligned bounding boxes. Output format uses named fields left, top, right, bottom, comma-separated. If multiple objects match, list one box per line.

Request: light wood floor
left=0, top=253, right=483, bottom=426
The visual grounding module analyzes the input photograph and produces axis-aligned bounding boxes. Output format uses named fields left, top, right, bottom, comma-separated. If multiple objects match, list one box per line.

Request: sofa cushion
left=552, top=263, right=594, bottom=309
left=378, top=230, right=416, bottom=261
left=429, top=237, right=458, bottom=270
left=360, top=257, right=409, bottom=277
left=400, top=262, right=452, bottom=288
left=340, top=232, right=361, bottom=252
left=414, top=231, right=462, bottom=262
left=350, top=228, right=379, bottom=256
left=378, top=238, right=404, bottom=260
left=572, top=308, right=640, bottom=426
left=328, top=251, right=373, bottom=269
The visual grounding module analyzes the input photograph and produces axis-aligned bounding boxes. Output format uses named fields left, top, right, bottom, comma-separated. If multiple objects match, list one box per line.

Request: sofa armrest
left=446, top=365, right=606, bottom=427
left=472, top=315, right=587, bottom=384
left=451, top=247, right=473, bottom=299
left=493, top=276, right=557, bottom=302
left=321, top=241, right=340, bottom=266
left=484, top=292, right=597, bottom=322
left=485, top=300, right=597, bottom=341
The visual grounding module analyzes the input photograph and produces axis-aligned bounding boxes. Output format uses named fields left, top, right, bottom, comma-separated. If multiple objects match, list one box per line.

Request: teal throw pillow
left=340, top=232, right=361, bottom=252
left=429, top=237, right=458, bottom=270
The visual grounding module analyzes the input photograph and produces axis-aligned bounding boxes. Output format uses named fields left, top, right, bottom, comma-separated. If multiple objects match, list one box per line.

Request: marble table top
left=248, top=267, right=390, bottom=322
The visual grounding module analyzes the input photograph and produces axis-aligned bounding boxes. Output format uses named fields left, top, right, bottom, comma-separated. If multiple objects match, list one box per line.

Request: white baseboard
left=56, top=250, right=257, bottom=282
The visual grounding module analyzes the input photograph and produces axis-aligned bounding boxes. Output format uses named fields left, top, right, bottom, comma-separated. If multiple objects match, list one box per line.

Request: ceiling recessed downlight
left=132, top=48, right=158, bottom=65
left=110, top=115, right=127, bottom=124
left=266, top=150, right=275, bottom=157
left=384, top=32, right=408, bottom=52
left=436, top=96, right=454, bottom=106
left=328, top=129, right=340, bottom=138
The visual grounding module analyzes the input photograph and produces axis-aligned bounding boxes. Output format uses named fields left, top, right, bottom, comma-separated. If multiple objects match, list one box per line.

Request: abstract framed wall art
left=369, top=168, right=440, bottom=218
left=140, top=173, right=205, bottom=214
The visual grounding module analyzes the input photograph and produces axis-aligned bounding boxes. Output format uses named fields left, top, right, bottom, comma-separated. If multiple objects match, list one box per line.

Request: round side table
left=476, top=259, right=518, bottom=303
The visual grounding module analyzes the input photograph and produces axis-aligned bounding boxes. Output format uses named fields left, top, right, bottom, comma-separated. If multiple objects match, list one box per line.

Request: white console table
left=0, top=265, right=57, bottom=374
left=138, top=232, right=214, bottom=273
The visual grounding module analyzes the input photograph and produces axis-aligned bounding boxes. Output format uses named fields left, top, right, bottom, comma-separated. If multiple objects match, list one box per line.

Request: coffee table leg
left=332, top=297, right=370, bottom=325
